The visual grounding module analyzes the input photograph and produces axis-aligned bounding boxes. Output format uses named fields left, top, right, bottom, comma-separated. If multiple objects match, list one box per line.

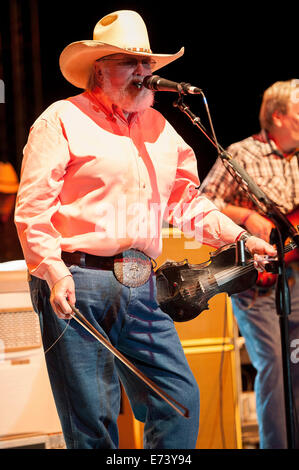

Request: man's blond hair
left=259, top=79, right=299, bottom=131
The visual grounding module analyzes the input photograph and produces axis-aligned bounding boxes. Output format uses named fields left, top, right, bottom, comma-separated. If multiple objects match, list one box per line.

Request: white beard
left=99, top=72, right=155, bottom=113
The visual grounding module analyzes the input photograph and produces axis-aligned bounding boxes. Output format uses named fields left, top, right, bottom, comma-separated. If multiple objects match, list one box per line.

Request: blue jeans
left=231, top=265, right=299, bottom=449
left=29, top=265, right=199, bottom=449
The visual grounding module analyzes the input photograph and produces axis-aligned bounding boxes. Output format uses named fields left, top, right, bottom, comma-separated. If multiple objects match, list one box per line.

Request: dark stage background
left=0, top=0, right=297, bottom=260
left=1, top=0, right=298, bottom=178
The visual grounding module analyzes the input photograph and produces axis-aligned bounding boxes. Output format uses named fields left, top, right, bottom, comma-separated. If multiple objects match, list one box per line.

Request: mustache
left=131, top=76, right=145, bottom=89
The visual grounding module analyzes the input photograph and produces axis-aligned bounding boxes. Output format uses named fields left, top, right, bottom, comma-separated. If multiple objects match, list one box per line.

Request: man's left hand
left=245, top=236, right=277, bottom=271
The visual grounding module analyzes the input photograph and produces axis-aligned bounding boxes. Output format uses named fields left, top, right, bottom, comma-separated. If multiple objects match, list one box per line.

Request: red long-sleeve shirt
left=15, top=90, right=244, bottom=288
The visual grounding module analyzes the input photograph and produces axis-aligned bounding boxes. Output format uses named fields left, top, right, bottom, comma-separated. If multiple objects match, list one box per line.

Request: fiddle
left=155, top=240, right=297, bottom=322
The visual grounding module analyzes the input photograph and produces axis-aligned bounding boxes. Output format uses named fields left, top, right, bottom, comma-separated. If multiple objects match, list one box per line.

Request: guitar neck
left=284, top=241, right=297, bottom=255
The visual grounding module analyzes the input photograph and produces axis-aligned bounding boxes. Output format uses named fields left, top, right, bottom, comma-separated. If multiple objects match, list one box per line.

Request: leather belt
left=61, top=251, right=116, bottom=270
left=61, top=249, right=153, bottom=287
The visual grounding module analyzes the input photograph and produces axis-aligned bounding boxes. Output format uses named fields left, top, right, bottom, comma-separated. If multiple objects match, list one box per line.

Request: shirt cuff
left=235, top=230, right=248, bottom=241
left=42, top=260, right=72, bottom=290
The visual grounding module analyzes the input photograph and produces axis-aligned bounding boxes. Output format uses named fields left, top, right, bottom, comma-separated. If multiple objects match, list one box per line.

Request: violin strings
left=179, top=241, right=295, bottom=298
left=203, top=240, right=294, bottom=287
left=181, top=261, right=256, bottom=297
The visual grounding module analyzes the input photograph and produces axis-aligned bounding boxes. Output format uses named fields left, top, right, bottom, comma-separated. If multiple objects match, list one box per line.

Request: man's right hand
left=50, top=275, right=76, bottom=319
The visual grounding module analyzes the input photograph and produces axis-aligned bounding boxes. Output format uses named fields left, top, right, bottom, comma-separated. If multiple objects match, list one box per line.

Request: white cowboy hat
left=59, top=10, right=184, bottom=89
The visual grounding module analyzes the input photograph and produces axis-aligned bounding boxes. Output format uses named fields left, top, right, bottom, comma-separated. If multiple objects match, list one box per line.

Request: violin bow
left=68, top=303, right=189, bottom=419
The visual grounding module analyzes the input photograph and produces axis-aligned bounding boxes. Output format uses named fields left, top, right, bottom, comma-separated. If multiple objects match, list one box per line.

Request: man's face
left=275, top=99, right=299, bottom=149
left=95, top=53, right=155, bottom=113
left=283, top=100, right=299, bottom=144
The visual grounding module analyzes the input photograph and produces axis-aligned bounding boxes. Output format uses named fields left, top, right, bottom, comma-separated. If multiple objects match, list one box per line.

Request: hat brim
left=59, top=40, right=184, bottom=89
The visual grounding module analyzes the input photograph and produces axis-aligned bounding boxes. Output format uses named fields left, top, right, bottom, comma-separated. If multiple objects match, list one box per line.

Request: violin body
left=156, top=244, right=258, bottom=322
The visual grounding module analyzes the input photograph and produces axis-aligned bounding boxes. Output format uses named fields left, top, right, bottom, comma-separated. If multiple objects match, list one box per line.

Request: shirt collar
left=86, top=88, right=139, bottom=125
left=258, top=129, right=299, bottom=161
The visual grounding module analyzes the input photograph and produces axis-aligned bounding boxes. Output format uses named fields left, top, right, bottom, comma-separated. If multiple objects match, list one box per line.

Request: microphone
left=143, top=75, right=202, bottom=95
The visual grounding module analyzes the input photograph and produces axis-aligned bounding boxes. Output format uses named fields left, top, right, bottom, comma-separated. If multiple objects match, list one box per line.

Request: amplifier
left=0, top=307, right=41, bottom=353
left=0, top=262, right=63, bottom=444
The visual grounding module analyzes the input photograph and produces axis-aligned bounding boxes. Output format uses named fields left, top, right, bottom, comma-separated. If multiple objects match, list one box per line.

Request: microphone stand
left=173, top=93, right=299, bottom=448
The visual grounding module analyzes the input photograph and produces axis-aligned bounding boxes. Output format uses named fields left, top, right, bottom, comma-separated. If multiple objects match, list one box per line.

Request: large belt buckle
left=113, top=250, right=152, bottom=287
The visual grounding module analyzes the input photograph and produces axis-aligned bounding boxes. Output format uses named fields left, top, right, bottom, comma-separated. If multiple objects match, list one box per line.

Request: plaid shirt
left=200, top=130, right=299, bottom=215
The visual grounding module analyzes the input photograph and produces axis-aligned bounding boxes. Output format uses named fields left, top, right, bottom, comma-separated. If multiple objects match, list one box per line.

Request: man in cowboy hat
left=15, top=10, right=276, bottom=449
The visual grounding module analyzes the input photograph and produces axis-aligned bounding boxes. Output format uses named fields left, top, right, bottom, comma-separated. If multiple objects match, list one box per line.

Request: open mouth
left=132, top=80, right=143, bottom=89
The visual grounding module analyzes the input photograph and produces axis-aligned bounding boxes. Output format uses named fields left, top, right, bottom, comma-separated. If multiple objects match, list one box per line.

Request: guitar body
left=280, top=208, right=299, bottom=264
left=256, top=207, right=299, bottom=287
